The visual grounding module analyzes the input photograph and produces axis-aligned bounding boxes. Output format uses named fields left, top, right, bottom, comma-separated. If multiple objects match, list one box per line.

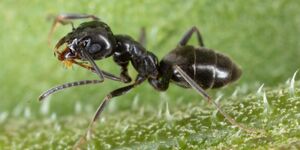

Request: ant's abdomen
left=190, top=48, right=242, bottom=89
left=211, top=52, right=242, bottom=88
left=163, top=46, right=242, bottom=89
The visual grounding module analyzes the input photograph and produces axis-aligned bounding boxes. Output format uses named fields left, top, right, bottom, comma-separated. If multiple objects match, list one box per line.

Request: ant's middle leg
left=113, top=55, right=133, bottom=83
left=73, top=75, right=146, bottom=148
left=138, top=27, right=146, bottom=47
left=50, top=13, right=99, bottom=29
left=52, top=14, right=99, bottom=22
left=178, top=26, right=205, bottom=47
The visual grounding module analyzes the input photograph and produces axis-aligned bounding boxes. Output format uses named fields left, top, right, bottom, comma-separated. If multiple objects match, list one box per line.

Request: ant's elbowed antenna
left=39, top=80, right=102, bottom=101
left=81, top=50, right=105, bottom=81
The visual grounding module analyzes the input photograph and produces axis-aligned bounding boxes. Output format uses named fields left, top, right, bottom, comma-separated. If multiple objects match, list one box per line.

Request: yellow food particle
left=63, top=60, right=73, bottom=69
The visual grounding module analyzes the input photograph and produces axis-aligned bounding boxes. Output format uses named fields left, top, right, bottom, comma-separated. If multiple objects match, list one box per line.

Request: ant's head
left=54, top=21, right=117, bottom=66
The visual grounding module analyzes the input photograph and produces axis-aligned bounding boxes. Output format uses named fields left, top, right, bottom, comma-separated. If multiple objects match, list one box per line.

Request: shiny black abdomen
left=160, top=46, right=242, bottom=89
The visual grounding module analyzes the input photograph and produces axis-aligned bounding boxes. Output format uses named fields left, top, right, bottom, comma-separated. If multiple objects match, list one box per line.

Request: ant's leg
left=118, top=62, right=132, bottom=83
left=50, top=13, right=99, bottom=29
left=80, top=50, right=105, bottom=81
left=178, top=26, right=205, bottom=47
left=48, top=13, right=99, bottom=44
left=71, top=60, right=124, bottom=82
left=73, top=76, right=146, bottom=149
left=113, top=56, right=132, bottom=83
left=38, top=62, right=129, bottom=101
left=138, top=27, right=146, bottom=47
left=174, top=65, right=259, bottom=133
left=148, top=67, right=173, bottom=91
left=148, top=78, right=169, bottom=91
left=73, top=59, right=132, bottom=83
left=51, top=14, right=99, bottom=22
left=174, top=65, right=211, bottom=102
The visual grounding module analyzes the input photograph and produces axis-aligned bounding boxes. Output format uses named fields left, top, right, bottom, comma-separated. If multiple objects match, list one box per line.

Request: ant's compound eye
left=88, top=43, right=102, bottom=53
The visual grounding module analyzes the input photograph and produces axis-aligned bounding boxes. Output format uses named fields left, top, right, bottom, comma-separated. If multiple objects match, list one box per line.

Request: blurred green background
left=0, top=0, right=300, bottom=149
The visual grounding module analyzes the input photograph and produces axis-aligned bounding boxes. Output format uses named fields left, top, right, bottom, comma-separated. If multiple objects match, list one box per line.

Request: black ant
left=39, top=14, right=257, bottom=148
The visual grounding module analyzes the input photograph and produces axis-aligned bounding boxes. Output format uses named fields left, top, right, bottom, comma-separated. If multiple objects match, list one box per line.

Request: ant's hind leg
left=178, top=26, right=205, bottom=47
left=174, top=65, right=211, bottom=101
left=174, top=65, right=260, bottom=134
left=73, top=76, right=146, bottom=149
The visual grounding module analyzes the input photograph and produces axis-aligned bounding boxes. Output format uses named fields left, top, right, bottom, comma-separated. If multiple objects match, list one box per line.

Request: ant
left=39, top=14, right=257, bottom=148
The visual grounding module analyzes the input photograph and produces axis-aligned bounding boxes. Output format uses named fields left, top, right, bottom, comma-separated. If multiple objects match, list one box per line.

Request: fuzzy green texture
left=1, top=82, right=300, bottom=149
left=0, top=0, right=299, bottom=149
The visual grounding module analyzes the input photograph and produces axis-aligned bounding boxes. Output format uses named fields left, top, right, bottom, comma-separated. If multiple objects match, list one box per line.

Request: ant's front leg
left=73, top=75, right=146, bottom=149
left=113, top=54, right=132, bottom=83
left=71, top=60, right=124, bottom=82
left=119, top=62, right=132, bottom=83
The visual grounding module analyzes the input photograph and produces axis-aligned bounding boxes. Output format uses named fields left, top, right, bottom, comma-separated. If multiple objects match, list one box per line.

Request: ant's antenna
left=39, top=80, right=102, bottom=101
left=81, top=50, right=105, bottom=81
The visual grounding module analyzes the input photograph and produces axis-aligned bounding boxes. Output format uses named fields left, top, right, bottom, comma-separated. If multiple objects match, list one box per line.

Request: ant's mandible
left=39, top=14, right=257, bottom=148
